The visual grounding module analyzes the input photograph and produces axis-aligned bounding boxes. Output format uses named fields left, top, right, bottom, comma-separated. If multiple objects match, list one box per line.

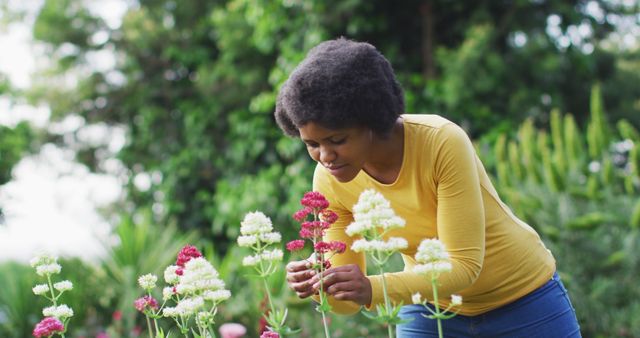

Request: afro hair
left=275, top=38, right=405, bottom=137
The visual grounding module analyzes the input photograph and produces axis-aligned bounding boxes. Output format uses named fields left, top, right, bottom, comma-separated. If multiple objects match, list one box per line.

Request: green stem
left=46, top=275, right=57, bottom=306
left=431, top=276, right=443, bottom=338
left=318, top=269, right=331, bottom=338
left=321, top=309, right=331, bottom=338
left=379, top=265, right=394, bottom=338
left=262, top=277, right=275, bottom=314
left=146, top=316, right=153, bottom=338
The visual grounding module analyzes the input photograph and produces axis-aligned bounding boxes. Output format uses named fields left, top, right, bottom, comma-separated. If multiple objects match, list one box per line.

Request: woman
left=275, top=37, right=581, bottom=337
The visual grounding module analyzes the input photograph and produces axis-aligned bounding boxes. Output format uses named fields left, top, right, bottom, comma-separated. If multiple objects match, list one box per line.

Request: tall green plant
left=100, top=210, right=198, bottom=335
left=479, top=84, right=640, bottom=336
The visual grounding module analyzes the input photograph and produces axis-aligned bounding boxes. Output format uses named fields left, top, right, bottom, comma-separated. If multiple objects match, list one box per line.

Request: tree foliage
left=21, top=0, right=640, bottom=252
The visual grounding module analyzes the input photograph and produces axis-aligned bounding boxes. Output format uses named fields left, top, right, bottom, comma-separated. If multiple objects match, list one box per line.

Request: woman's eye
left=306, top=142, right=319, bottom=148
left=330, top=138, right=347, bottom=145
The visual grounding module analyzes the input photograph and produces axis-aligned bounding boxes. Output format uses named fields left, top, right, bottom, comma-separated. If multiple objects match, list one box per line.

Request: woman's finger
left=286, top=268, right=315, bottom=283
left=285, top=260, right=311, bottom=272
left=332, top=290, right=358, bottom=301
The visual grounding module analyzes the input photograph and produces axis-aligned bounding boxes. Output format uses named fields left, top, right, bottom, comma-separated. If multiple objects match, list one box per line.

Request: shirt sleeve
left=366, top=123, right=485, bottom=310
left=311, top=164, right=366, bottom=315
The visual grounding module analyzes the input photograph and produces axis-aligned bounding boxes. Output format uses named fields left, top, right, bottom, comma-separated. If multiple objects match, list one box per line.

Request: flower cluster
left=347, top=189, right=408, bottom=255
left=412, top=238, right=462, bottom=338
left=135, top=245, right=231, bottom=337
left=287, top=191, right=345, bottom=338
left=413, top=239, right=453, bottom=276
left=346, top=189, right=409, bottom=338
left=286, top=191, right=346, bottom=270
left=30, top=254, right=74, bottom=338
left=237, top=211, right=295, bottom=336
left=238, top=211, right=283, bottom=271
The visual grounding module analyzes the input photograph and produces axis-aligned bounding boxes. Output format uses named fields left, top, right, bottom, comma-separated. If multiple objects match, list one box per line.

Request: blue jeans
left=397, top=273, right=581, bottom=337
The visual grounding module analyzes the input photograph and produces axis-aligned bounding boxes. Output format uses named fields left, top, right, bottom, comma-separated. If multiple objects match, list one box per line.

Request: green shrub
left=478, top=84, right=640, bottom=337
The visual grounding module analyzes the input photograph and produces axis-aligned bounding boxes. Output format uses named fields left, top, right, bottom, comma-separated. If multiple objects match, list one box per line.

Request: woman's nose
left=319, top=145, right=336, bottom=165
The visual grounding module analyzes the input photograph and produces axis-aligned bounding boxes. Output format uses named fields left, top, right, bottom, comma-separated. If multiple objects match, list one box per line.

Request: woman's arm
left=366, top=123, right=485, bottom=309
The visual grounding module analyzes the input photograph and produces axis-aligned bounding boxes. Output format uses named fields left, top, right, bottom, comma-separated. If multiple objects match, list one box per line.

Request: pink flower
left=314, top=241, right=331, bottom=253
left=319, top=209, right=338, bottom=224
left=330, top=241, right=346, bottom=254
left=176, top=244, right=203, bottom=267
left=322, top=260, right=331, bottom=270
left=286, top=240, right=305, bottom=252
left=112, top=310, right=122, bottom=321
left=293, top=207, right=312, bottom=222
left=219, top=323, right=247, bottom=338
left=260, top=331, right=279, bottom=338
left=134, top=295, right=159, bottom=312
left=299, top=228, right=314, bottom=239
left=300, top=191, right=329, bottom=210
left=33, top=317, right=64, bottom=338
left=96, top=333, right=109, bottom=338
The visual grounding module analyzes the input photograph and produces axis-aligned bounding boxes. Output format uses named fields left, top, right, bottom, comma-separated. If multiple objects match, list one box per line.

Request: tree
left=24, top=0, right=639, bottom=252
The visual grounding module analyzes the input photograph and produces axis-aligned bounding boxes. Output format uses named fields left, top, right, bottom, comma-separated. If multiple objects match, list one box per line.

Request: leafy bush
left=478, top=84, right=640, bottom=337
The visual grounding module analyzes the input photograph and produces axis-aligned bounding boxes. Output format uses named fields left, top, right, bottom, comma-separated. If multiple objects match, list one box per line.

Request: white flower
left=242, top=254, right=260, bottom=267
left=43, top=305, right=74, bottom=318
left=259, top=232, right=282, bottom=244
left=197, top=311, right=214, bottom=325
left=413, top=262, right=453, bottom=275
left=164, top=265, right=180, bottom=284
left=385, top=237, right=408, bottom=251
left=36, top=263, right=61, bottom=276
left=175, top=297, right=205, bottom=316
left=32, top=284, right=50, bottom=295
left=350, top=238, right=408, bottom=253
left=138, top=274, right=158, bottom=289
left=53, top=280, right=73, bottom=292
left=351, top=239, right=376, bottom=253
left=412, top=292, right=422, bottom=304
left=347, top=189, right=406, bottom=237
left=415, top=239, right=450, bottom=264
left=451, top=294, right=462, bottom=306
left=237, top=235, right=259, bottom=247
left=261, top=249, right=283, bottom=262
left=30, top=254, right=57, bottom=268
left=240, top=211, right=273, bottom=235
left=345, top=220, right=371, bottom=236
left=203, top=289, right=231, bottom=302
left=176, top=257, right=225, bottom=295
left=162, top=287, right=174, bottom=301
left=162, top=306, right=178, bottom=317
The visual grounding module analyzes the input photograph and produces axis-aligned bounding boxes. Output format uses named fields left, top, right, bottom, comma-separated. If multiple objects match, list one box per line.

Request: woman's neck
left=363, top=117, right=405, bottom=184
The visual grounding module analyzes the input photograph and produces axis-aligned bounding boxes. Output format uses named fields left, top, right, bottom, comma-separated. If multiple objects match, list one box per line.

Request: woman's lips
left=325, top=164, right=347, bottom=175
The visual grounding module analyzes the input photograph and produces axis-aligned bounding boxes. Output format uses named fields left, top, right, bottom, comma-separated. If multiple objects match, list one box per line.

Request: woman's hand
left=286, top=260, right=317, bottom=298
left=310, top=264, right=372, bottom=306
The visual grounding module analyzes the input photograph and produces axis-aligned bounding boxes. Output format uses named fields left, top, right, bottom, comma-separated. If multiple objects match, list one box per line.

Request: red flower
left=299, top=228, right=314, bottom=239
left=314, top=241, right=331, bottom=253
left=33, top=317, right=64, bottom=338
left=112, top=310, right=122, bottom=321
left=134, top=295, right=159, bottom=312
left=323, top=260, right=331, bottom=269
left=176, top=244, right=202, bottom=267
left=330, top=241, right=346, bottom=254
left=293, top=207, right=312, bottom=222
left=300, top=191, right=329, bottom=209
left=319, top=209, right=338, bottom=224
left=286, top=240, right=305, bottom=252
left=260, top=331, right=280, bottom=338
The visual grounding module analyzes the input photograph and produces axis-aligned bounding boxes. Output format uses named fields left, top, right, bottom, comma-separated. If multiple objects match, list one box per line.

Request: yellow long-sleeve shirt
left=312, top=114, right=555, bottom=316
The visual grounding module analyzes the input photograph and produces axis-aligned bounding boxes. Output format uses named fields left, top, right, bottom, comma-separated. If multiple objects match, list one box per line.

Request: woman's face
left=298, top=122, right=372, bottom=183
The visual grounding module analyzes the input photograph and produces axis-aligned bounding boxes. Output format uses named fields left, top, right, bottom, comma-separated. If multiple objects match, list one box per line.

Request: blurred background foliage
left=0, top=0, right=638, bottom=337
